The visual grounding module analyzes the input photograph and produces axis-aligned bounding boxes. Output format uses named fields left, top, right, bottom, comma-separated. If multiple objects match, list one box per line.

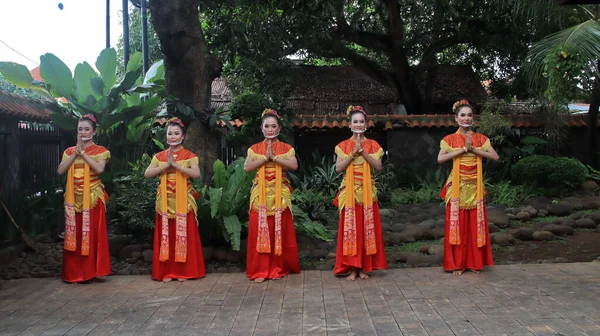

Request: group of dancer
left=57, top=100, right=499, bottom=284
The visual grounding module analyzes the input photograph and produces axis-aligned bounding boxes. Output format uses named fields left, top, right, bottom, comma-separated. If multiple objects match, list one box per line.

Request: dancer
left=244, top=108, right=300, bottom=283
left=334, top=105, right=387, bottom=281
left=438, top=99, right=499, bottom=275
left=145, top=118, right=205, bottom=282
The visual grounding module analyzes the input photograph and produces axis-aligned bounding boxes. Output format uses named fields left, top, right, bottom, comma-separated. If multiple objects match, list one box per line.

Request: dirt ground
left=492, top=231, right=600, bottom=263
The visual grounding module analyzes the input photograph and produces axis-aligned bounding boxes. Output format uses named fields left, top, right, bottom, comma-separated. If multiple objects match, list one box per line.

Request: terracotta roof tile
left=0, top=91, right=58, bottom=122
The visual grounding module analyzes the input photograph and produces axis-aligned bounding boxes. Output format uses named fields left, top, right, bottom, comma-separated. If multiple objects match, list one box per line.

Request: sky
left=0, top=0, right=127, bottom=71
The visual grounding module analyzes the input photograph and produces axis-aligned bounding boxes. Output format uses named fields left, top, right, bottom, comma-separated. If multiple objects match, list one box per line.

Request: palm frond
left=525, top=19, right=600, bottom=89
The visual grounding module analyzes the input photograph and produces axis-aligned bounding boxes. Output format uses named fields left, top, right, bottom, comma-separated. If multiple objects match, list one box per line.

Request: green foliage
left=288, top=153, right=342, bottom=198
left=512, top=155, right=588, bottom=193
left=477, top=99, right=511, bottom=146
left=390, top=168, right=446, bottom=205
left=0, top=73, right=48, bottom=101
left=542, top=46, right=587, bottom=105
left=292, top=205, right=333, bottom=242
left=110, top=154, right=158, bottom=241
left=197, top=158, right=255, bottom=251
left=0, top=182, right=64, bottom=241
left=485, top=180, right=536, bottom=207
left=374, top=161, right=398, bottom=206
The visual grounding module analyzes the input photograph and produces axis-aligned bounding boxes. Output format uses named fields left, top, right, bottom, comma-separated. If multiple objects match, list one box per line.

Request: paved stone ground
left=0, top=263, right=599, bottom=336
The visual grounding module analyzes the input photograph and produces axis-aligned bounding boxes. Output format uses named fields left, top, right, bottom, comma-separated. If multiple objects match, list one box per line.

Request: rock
left=228, top=266, right=241, bottom=273
left=429, top=228, right=445, bottom=239
left=581, top=180, right=599, bottom=192
left=525, top=196, right=552, bottom=210
left=395, top=252, right=422, bottom=263
left=214, top=248, right=229, bottom=261
left=384, top=232, right=416, bottom=245
left=505, top=208, right=518, bottom=215
left=587, top=211, right=600, bottom=224
left=516, top=212, right=531, bottom=221
left=491, top=232, right=514, bottom=245
left=327, top=252, right=336, bottom=259
left=553, top=217, right=576, bottom=227
left=310, top=248, right=328, bottom=259
left=118, top=244, right=142, bottom=260
left=537, top=209, right=549, bottom=217
left=507, top=214, right=516, bottom=220
left=126, top=258, right=137, bottom=264
left=488, top=224, right=501, bottom=233
left=532, top=231, right=554, bottom=241
left=317, top=263, right=333, bottom=271
left=569, top=212, right=585, bottom=220
left=435, top=219, right=445, bottom=229
left=541, top=259, right=555, bottom=264
left=391, top=224, right=406, bottom=233
left=574, top=218, right=597, bottom=229
left=116, top=266, right=132, bottom=275
left=418, top=219, right=436, bottom=230
left=402, top=226, right=427, bottom=240
left=203, top=246, right=215, bottom=261
left=522, top=206, right=538, bottom=217
left=554, top=257, right=570, bottom=263
left=216, top=267, right=228, bottom=273
left=131, top=252, right=143, bottom=260
left=427, top=245, right=444, bottom=256
left=583, top=197, right=600, bottom=210
left=140, top=249, right=152, bottom=263
left=406, top=254, right=442, bottom=267
left=108, top=235, right=132, bottom=258
left=541, top=224, right=574, bottom=236
left=379, top=209, right=393, bottom=218
left=513, top=227, right=535, bottom=241
left=316, top=241, right=334, bottom=250
left=226, top=251, right=242, bottom=263
left=487, top=208, right=510, bottom=228
left=418, top=245, right=431, bottom=254
left=548, top=202, right=574, bottom=217
left=381, top=222, right=392, bottom=232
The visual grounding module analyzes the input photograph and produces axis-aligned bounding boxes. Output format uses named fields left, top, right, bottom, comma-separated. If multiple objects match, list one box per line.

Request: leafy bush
left=390, top=168, right=446, bottom=204
left=289, top=152, right=342, bottom=198
left=485, top=180, right=536, bottom=207
left=512, top=155, right=588, bottom=192
left=374, top=161, right=398, bottom=205
left=111, top=153, right=158, bottom=241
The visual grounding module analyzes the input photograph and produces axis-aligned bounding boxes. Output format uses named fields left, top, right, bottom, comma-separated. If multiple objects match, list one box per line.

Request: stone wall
left=386, top=128, right=451, bottom=173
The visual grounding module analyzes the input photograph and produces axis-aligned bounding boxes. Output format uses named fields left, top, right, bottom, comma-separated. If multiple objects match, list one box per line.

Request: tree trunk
left=588, top=62, right=600, bottom=169
left=149, top=0, right=222, bottom=182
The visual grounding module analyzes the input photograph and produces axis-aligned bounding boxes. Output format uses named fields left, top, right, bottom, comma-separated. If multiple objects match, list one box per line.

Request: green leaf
left=144, top=59, right=164, bottom=84
left=208, top=187, right=223, bottom=218
left=39, top=53, right=73, bottom=98
left=0, top=62, right=36, bottom=89
left=95, top=48, right=117, bottom=89
left=223, top=215, right=242, bottom=251
left=213, top=160, right=226, bottom=189
left=152, top=138, right=165, bottom=150
left=109, top=68, right=142, bottom=98
left=127, top=52, right=143, bottom=73
left=90, top=77, right=105, bottom=97
left=73, top=61, right=100, bottom=103
left=521, top=144, right=535, bottom=154
left=521, top=136, right=549, bottom=145
left=49, top=112, right=78, bottom=130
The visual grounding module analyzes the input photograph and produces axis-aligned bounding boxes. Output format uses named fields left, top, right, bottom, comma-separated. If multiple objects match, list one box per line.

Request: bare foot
left=253, top=278, right=265, bottom=283
left=346, top=270, right=357, bottom=281
left=469, top=269, right=481, bottom=274
left=452, top=269, right=465, bottom=276
left=272, top=277, right=282, bottom=280
left=178, top=278, right=187, bottom=282
left=358, top=271, right=370, bottom=279
left=162, top=277, right=173, bottom=283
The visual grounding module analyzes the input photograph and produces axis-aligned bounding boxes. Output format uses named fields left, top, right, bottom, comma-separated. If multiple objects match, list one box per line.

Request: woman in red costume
left=244, top=108, right=300, bottom=283
left=334, top=106, right=387, bottom=281
left=145, top=118, right=205, bottom=282
left=57, top=114, right=111, bottom=283
left=438, top=100, right=500, bottom=275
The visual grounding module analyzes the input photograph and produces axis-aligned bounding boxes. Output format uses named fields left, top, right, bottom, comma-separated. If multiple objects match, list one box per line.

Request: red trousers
left=62, top=202, right=111, bottom=282
left=152, top=211, right=206, bottom=280
left=246, top=208, right=300, bottom=280
left=443, top=207, right=494, bottom=271
left=334, top=202, right=387, bottom=274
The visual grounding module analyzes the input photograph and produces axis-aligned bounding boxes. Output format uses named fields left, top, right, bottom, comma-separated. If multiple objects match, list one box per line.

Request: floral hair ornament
left=452, top=99, right=471, bottom=113
left=346, top=105, right=366, bottom=119
left=81, top=114, right=97, bottom=123
left=168, top=117, right=185, bottom=128
left=261, top=108, right=280, bottom=119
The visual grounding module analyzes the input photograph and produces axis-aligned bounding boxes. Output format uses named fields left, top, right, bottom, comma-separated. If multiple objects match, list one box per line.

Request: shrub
left=512, top=155, right=587, bottom=192
left=485, top=180, right=536, bottom=207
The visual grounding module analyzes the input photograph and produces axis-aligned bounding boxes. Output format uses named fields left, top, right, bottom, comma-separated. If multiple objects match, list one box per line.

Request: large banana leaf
left=213, top=160, right=227, bottom=189
left=95, top=48, right=117, bottom=89
left=0, top=62, right=40, bottom=91
left=208, top=187, right=223, bottom=218
left=39, top=53, right=73, bottom=98
left=223, top=215, right=242, bottom=251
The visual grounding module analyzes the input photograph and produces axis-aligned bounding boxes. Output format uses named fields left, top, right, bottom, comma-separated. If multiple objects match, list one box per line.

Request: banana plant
left=203, top=158, right=255, bottom=251
left=0, top=48, right=165, bottom=135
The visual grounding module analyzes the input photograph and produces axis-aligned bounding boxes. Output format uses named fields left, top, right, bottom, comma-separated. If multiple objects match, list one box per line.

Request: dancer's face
left=77, top=120, right=96, bottom=142
left=350, top=112, right=366, bottom=133
left=455, top=107, right=473, bottom=127
left=166, top=125, right=184, bottom=146
left=261, top=116, right=280, bottom=139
